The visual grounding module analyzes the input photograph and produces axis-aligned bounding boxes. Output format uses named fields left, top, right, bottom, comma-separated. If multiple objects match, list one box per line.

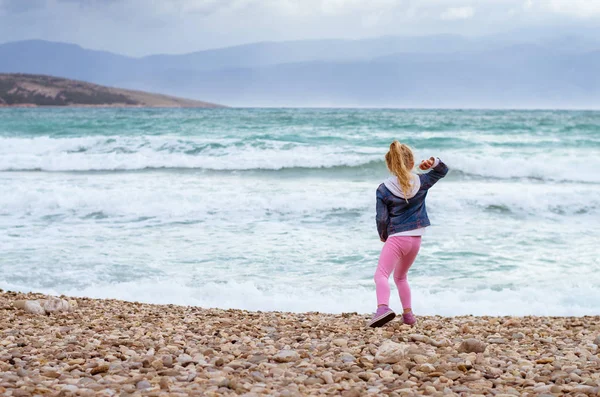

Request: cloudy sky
left=1, top=0, right=600, bottom=56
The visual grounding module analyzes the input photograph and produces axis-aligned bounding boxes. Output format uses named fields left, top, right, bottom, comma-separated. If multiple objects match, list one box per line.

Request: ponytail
left=385, top=141, right=415, bottom=201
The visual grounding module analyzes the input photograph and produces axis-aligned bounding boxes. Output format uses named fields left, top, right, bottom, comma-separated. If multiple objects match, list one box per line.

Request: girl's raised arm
left=419, top=157, right=449, bottom=190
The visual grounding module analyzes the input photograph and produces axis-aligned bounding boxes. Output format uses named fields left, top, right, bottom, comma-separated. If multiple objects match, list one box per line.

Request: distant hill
left=1, top=35, right=600, bottom=108
left=0, top=74, right=223, bottom=107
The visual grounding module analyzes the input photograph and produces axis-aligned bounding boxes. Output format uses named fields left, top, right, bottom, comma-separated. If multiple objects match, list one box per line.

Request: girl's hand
left=419, top=157, right=436, bottom=170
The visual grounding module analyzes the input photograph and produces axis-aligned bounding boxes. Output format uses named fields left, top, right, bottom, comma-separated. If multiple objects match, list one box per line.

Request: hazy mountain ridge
left=1, top=35, right=599, bottom=108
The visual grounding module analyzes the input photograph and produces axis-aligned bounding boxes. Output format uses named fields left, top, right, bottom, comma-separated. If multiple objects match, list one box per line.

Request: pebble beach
left=2, top=290, right=600, bottom=396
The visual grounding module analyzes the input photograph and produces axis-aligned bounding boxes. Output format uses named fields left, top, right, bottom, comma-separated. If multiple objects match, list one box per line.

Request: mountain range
left=0, top=74, right=222, bottom=107
left=1, top=34, right=599, bottom=108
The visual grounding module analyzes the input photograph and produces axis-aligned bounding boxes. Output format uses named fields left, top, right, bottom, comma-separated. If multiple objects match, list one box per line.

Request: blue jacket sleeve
left=420, top=158, right=449, bottom=190
left=376, top=186, right=389, bottom=242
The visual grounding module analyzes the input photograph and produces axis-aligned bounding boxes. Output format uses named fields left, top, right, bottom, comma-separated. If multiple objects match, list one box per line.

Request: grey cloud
left=1, top=0, right=600, bottom=56
left=0, top=0, right=46, bottom=13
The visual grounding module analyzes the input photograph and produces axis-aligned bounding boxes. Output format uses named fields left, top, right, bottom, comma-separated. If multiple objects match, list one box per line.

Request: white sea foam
left=1, top=136, right=598, bottom=183
left=0, top=136, right=381, bottom=172
left=3, top=280, right=599, bottom=316
left=1, top=172, right=597, bottom=224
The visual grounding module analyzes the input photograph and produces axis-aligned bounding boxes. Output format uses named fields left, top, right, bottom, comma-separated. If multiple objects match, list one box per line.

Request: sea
left=1, top=108, right=598, bottom=316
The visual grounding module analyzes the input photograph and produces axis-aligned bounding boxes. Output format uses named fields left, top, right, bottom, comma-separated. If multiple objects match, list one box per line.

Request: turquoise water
left=1, top=108, right=599, bottom=315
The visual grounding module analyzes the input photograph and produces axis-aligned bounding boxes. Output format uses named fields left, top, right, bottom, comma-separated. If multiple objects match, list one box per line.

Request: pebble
left=136, top=380, right=152, bottom=390
left=332, top=338, right=348, bottom=348
left=274, top=350, right=300, bottom=363
left=177, top=354, right=193, bottom=365
left=162, top=354, right=174, bottom=368
left=375, top=340, right=410, bottom=363
left=536, top=357, right=554, bottom=364
left=3, top=290, right=600, bottom=397
left=379, top=370, right=393, bottom=378
left=13, top=300, right=45, bottom=315
left=339, top=353, right=356, bottom=363
left=90, top=364, right=109, bottom=375
left=321, top=371, right=334, bottom=384
left=458, top=339, right=487, bottom=353
left=417, top=363, right=436, bottom=373
left=159, top=377, right=170, bottom=390
left=42, top=297, right=72, bottom=313
left=341, top=389, right=361, bottom=397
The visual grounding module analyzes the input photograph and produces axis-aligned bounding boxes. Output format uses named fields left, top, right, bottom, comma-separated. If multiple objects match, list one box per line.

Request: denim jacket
left=376, top=159, right=449, bottom=242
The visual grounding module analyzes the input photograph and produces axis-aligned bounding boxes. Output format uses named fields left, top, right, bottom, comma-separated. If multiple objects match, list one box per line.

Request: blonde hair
left=385, top=141, right=415, bottom=200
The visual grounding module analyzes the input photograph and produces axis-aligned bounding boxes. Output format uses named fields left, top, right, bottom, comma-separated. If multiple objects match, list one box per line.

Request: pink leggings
left=374, top=236, right=422, bottom=309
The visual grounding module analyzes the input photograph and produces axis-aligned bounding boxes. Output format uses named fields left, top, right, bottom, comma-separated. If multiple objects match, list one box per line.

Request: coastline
left=0, top=104, right=227, bottom=109
left=2, top=290, right=599, bottom=396
left=0, top=73, right=225, bottom=108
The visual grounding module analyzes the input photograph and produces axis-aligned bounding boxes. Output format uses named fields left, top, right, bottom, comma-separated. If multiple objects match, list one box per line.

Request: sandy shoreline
left=1, top=290, right=599, bottom=396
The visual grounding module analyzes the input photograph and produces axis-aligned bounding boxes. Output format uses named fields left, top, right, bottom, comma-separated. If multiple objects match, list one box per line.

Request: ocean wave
left=1, top=175, right=597, bottom=224
left=1, top=135, right=598, bottom=184
left=428, top=181, right=600, bottom=219
left=0, top=136, right=383, bottom=172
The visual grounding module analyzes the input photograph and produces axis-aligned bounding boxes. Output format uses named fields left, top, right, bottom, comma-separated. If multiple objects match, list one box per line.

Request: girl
left=369, top=140, right=448, bottom=328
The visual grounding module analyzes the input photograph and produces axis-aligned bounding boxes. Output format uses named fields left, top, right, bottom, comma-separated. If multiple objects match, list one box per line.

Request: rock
left=412, top=354, right=428, bottom=364
left=90, top=365, right=109, bottom=375
left=321, top=371, right=334, bottom=384
left=151, top=359, right=163, bottom=370
left=162, top=355, right=173, bottom=368
left=41, top=297, right=71, bottom=313
left=341, top=389, right=361, bottom=397
left=61, top=385, right=79, bottom=393
left=248, top=355, right=268, bottom=364
left=533, top=385, right=552, bottom=394
left=274, top=350, right=300, bottom=363
left=339, top=353, right=356, bottom=363
left=512, top=332, right=525, bottom=340
left=536, top=357, right=554, bottom=364
left=332, top=338, right=348, bottom=348
left=380, top=370, right=393, bottom=378
left=572, top=385, right=598, bottom=395
left=136, top=380, right=152, bottom=390
left=176, top=354, right=193, bottom=366
left=304, top=376, right=325, bottom=385
left=503, top=318, right=521, bottom=327
left=410, top=334, right=449, bottom=347
left=594, top=335, right=600, bottom=346
left=42, top=370, right=61, bottom=379
left=417, top=363, right=436, bottom=373
left=159, top=377, right=170, bottom=390
left=375, top=340, right=410, bottom=364
left=410, top=334, right=431, bottom=344
left=458, top=339, right=487, bottom=353
left=14, top=300, right=45, bottom=315
left=488, top=338, right=507, bottom=344
left=358, top=372, right=375, bottom=381
left=227, top=360, right=245, bottom=370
